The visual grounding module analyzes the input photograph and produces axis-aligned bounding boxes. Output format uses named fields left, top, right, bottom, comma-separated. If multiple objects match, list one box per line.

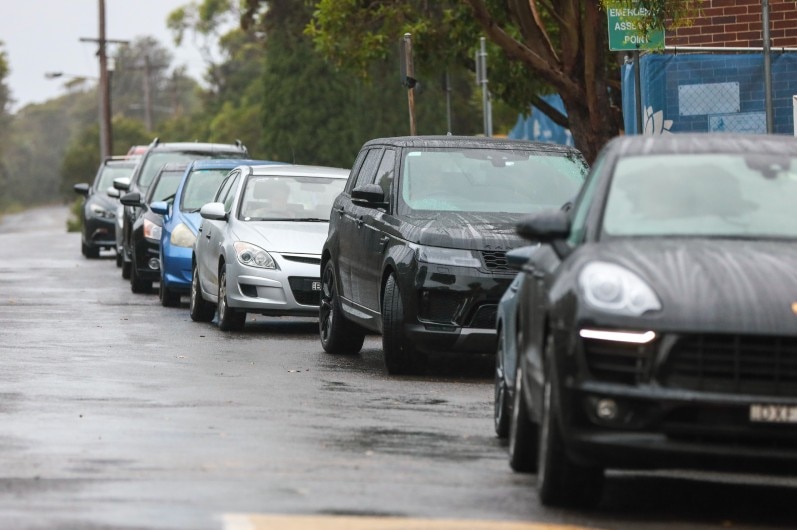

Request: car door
left=198, top=170, right=240, bottom=299
left=337, top=148, right=383, bottom=305
left=357, top=148, right=397, bottom=312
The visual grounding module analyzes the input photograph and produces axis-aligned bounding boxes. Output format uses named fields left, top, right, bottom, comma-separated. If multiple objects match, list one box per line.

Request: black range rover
left=319, top=136, right=587, bottom=374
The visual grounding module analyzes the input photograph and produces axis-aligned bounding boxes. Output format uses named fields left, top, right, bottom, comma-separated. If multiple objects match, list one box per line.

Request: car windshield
left=138, top=150, right=244, bottom=191
left=180, top=169, right=231, bottom=212
left=147, top=170, right=185, bottom=204
left=96, top=164, right=134, bottom=191
left=399, top=148, right=587, bottom=214
left=239, top=175, right=346, bottom=221
left=602, top=153, right=797, bottom=239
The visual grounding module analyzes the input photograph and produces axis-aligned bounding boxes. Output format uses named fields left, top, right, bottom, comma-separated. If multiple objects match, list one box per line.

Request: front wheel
left=81, top=241, right=100, bottom=259
left=159, top=277, right=181, bottom=307
left=381, top=273, right=424, bottom=375
left=537, top=336, right=604, bottom=507
left=494, top=333, right=511, bottom=439
left=121, top=256, right=131, bottom=279
left=130, top=250, right=152, bottom=294
left=217, top=265, right=245, bottom=332
left=508, top=365, right=538, bottom=472
left=319, top=261, right=365, bottom=354
left=189, top=262, right=215, bottom=322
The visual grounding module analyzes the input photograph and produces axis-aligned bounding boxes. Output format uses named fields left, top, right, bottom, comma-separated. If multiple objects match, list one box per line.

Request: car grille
left=468, top=305, right=497, bottom=329
left=480, top=251, right=510, bottom=272
left=282, top=254, right=321, bottom=266
left=583, top=339, right=652, bottom=385
left=663, top=334, right=797, bottom=396
left=287, top=277, right=321, bottom=306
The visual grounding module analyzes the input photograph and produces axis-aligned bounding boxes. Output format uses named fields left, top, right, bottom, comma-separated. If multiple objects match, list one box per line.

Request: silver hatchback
left=190, top=164, right=348, bottom=331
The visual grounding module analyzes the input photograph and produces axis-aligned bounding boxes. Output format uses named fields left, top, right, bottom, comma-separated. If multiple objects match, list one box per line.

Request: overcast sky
left=1, top=0, right=214, bottom=112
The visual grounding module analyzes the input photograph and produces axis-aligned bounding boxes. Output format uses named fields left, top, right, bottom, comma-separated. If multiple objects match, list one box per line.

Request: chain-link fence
left=622, top=52, right=797, bottom=135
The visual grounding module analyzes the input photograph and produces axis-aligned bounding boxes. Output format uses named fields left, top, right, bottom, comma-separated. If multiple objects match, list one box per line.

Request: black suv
left=73, top=157, right=137, bottom=258
left=119, top=138, right=248, bottom=279
left=120, top=163, right=187, bottom=293
left=319, top=136, right=588, bottom=374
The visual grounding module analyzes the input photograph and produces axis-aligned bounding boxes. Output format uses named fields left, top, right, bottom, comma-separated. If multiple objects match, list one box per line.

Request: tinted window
left=567, top=151, right=606, bottom=246
left=353, top=149, right=383, bottom=189
left=375, top=149, right=396, bottom=199
left=215, top=170, right=239, bottom=203
left=345, top=149, right=370, bottom=194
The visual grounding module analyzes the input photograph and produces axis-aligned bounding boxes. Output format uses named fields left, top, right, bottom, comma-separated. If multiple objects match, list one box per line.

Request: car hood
left=232, top=221, right=328, bottom=254
left=88, top=191, right=118, bottom=211
left=573, top=238, right=797, bottom=335
left=402, top=212, right=527, bottom=251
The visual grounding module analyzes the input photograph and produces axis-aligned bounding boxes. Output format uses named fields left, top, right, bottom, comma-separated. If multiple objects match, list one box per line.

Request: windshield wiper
left=291, top=217, right=328, bottom=222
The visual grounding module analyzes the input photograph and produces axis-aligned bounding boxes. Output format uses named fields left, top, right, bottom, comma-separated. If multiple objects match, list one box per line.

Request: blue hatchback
left=152, top=159, right=283, bottom=306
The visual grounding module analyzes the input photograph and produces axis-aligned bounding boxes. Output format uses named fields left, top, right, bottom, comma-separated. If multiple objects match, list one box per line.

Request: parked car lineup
left=75, top=132, right=797, bottom=510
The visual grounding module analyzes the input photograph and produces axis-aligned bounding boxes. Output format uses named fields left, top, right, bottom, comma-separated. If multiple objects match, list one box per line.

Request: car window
left=353, top=149, right=383, bottom=190
left=399, top=147, right=587, bottom=214
left=96, top=164, right=135, bottom=191
left=215, top=170, right=239, bottom=203
left=180, top=169, right=232, bottom=212
left=222, top=173, right=241, bottom=213
left=567, top=151, right=606, bottom=246
left=146, top=170, right=184, bottom=203
left=344, top=149, right=370, bottom=194
left=375, top=149, right=396, bottom=200
left=138, top=150, right=244, bottom=191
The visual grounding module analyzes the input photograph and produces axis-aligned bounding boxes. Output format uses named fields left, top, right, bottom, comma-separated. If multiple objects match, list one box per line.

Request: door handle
left=205, top=233, right=211, bottom=240
left=197, top=227, right=203, bottom=233
left=335, top=207, right=344, bottom=217
left=356, top=216, right=364, bottom=228
left=379, top=236, right=389, bottom=251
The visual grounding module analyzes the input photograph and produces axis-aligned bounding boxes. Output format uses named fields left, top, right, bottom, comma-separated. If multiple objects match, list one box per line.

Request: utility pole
left=763, top=0, right=774, bottom=133
left=400, top=33, right=417, bottom=136
left=476, top=37, right=493, bottom=137
left=80, top=0, right=128, bottom=159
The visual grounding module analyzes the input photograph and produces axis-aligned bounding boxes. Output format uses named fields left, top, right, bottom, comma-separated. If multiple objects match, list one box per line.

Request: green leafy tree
left=0, top=42, right=12, bottom=210
left=291, top=0, right=703, bottom=162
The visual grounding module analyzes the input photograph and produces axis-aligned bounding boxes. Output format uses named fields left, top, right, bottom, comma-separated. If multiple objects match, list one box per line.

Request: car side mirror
left=107, top=186, right=120, bottom=199
left=506, top=245, right=539, bottom=271
left=150, top=201, right=169, bottom=216
left=516, top=210, right=571, bottom=259
left=73, top=183, right=90, bottom=196
left=120, top=191, right=143, bottom=207
left=351, top=184, right=386, bottom=207
left=113, top=177, right=130, bottom=191
left=200, top=202, right=228, bottom=221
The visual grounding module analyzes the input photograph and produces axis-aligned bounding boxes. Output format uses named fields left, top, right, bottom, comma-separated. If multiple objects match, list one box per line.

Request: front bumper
left=133, top=236, right=161, bottom=281
left=225, top=255, right=321, bottom=317
left=161, top=243, right=192, bottom=293
left=83, top=216, right=116, bottom=248
left=556, top=326, right=797, bottom=472
left=402, top=263, right=514, bottom=355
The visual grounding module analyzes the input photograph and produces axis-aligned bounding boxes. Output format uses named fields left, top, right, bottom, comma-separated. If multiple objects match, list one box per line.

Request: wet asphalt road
left=1, top=206, right=797, bottom=530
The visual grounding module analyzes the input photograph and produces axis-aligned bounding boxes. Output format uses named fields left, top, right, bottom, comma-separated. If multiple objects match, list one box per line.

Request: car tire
left=81, top=241, right=100, bottom=259
left=381, top=273, right=423, bottom=375
left=189, top=262, right=215, bottom=322
left=121, top=257, right=132, bottom=279
left=508, top=363, right=538, bottom=472
left=130, top=250, right=152, bottom=293
left=115, top=251, right=123, bottom=268
left=159, top=278, right=181, bottom=308
left=319, top=261, right=365, bottom=355
left=217, top=265, right=245, bottom=332
left=494, top=332, right=511, bottom=439
left=537, top=336, right=604, bottom=508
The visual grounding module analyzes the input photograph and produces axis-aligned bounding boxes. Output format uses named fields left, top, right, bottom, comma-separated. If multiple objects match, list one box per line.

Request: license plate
left=749, top=404, right=797, bottom=423
left=311, top=281, right=321, bottom=291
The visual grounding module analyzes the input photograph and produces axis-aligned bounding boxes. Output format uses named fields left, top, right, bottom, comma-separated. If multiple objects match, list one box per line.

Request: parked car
left=319, top=136, right=588, bottom=375
left=120, top=163, right=187, bottom=293
left=191, top=164, right=348, bottom=331
left=73, top=157, right=137, bottom=258
left=118, top=138, right=249, bottom=279
left=152, top=159, right=283, bottom=307
left=509, top=133, right=797, bottom=508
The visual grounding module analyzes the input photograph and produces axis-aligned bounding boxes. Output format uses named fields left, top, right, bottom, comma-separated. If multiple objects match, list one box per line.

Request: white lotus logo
left=643, top=106, right=673, bottom=135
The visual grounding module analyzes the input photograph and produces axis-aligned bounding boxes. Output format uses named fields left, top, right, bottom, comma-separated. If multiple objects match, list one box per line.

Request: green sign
left=607, top=3, right=665, bottom=51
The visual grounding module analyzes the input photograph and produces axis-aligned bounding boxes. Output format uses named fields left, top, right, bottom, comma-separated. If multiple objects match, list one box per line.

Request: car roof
left=104, top=158, right=137, bottom=167
left=188, top=159, right=281, bottom=170
left=147, top=142, right=246, bottom=153
left=156, top=162, right=190, bottom=173
left=606, top=133, right=797, bottom=157
left=248, top=164, right=350, bottom=179
left=361, top=135, right=581, bottom=154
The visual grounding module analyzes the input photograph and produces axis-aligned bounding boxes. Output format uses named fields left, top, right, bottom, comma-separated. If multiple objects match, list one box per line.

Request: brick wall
left=667, top=0, right=797, bottom=48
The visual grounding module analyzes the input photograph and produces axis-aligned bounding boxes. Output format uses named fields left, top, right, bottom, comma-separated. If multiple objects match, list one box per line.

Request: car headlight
left=417, top=245, right=481, bottom=268
left=170, top=223, right=196, bottom=248
left=143, top=218, right=162, bottom=241
left=579, top=261, right=661, bottom=316
left=234, top=241, right=277, bottom=269
left=89, top=203, right=115, bottom=219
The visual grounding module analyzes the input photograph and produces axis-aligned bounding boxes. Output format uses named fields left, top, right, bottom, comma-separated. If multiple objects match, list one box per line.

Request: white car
left=190, top=164, right=349, bottom=331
